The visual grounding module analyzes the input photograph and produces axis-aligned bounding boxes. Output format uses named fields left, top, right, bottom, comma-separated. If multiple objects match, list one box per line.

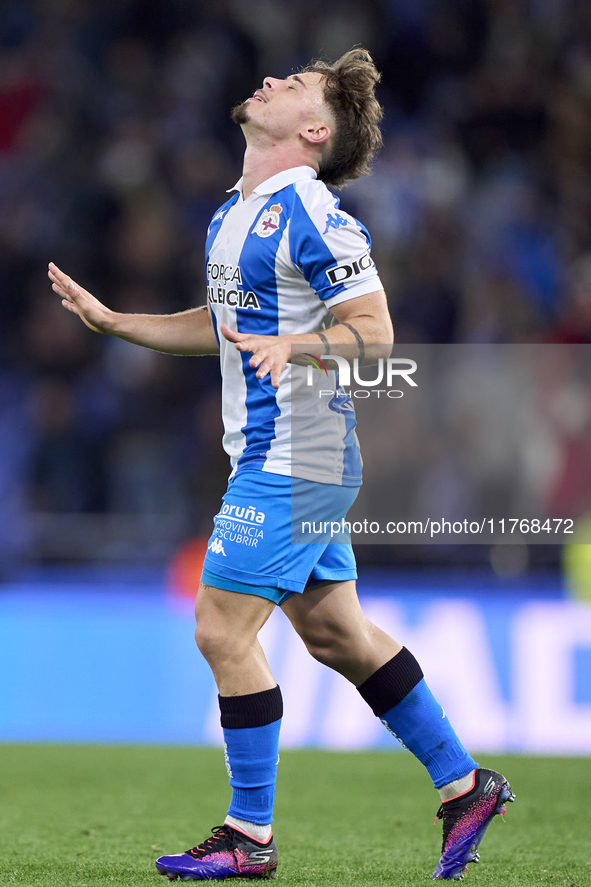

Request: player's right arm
left=48, top=262, right=219, bottom=356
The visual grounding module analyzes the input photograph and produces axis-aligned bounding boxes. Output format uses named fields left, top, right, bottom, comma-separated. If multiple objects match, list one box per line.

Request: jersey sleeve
left=288, top=182, right=383, bottom=308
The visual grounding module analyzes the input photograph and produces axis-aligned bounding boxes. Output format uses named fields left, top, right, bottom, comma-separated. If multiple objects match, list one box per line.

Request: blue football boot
left=431, top=768, right=515, bottom=880
left=155, top=824, right=277, bottom=881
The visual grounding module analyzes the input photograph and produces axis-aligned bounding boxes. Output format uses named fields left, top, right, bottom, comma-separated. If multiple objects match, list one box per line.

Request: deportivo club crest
left=254, top=204, right=282, bottom=238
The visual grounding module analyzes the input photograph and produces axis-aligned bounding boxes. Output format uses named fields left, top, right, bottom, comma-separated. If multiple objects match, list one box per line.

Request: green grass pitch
left=0, top=746, right=589, bottom=886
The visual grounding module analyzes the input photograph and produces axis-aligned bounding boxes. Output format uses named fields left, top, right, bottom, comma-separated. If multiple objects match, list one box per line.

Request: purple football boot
left=155, top=824, right=277, bottom=881
left=431, top=768, right=515, bottom=880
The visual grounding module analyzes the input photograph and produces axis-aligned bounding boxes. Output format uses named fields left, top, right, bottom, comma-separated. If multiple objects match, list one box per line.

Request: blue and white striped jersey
left=205, top=165, right=383, bottom=486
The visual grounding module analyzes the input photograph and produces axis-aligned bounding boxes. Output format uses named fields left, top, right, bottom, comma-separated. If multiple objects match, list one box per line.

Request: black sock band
left=219, top=685, right=283, bottom=730
left=357, top=648, right=423, bottom=717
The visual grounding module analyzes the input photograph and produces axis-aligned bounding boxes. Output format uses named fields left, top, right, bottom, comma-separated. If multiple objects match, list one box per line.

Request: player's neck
left=241, top=143, right=317, bottom=199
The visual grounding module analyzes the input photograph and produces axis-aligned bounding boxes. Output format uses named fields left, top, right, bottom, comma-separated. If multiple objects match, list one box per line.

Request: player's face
left=233, top=72, right=329, bottom=141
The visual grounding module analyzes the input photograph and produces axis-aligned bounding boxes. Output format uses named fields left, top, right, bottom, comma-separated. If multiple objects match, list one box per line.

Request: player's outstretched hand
left=221, top=324, right=291, bottom=390
left=48, top=262, right=114, bottom=334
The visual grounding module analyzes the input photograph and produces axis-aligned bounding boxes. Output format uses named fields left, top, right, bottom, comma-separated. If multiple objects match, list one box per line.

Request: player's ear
left=301, top=122, right=331, bottom=147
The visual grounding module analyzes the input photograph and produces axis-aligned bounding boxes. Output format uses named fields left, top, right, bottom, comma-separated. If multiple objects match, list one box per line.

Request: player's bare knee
left=300, top=630, right=348, bottom=666
left=194, top=620, right=229, bottom=663
left=194, top=623, right=215, bottom=661
left=306, top=643, right=338, bottom=667
left=298, top=616, right=378, bottom=667
left=194, top=619, right=255, bottom=668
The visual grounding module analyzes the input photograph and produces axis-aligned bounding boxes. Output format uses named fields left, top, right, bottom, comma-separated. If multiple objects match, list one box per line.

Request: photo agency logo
left=302, top=353, right=418, bottom=399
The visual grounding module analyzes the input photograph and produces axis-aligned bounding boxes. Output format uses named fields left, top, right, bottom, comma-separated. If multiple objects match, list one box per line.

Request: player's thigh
left=195, top=581, right=275, bottom=642
left=281, top=580, right=403, bottom=671
left=281, top=579, right=368, bottom=643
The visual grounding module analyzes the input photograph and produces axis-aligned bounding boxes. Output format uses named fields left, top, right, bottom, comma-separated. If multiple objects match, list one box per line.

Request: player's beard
left=231, top=101, right=250, bottom=125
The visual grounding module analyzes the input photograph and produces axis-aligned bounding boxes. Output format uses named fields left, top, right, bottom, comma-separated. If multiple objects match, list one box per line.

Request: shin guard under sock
left=219, top=686, right=282, bottom=825
left=358, top=648, right=477, bottom=789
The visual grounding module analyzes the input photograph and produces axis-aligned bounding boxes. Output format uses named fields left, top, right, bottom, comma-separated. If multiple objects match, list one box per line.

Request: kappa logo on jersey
left=213, top=208, right=228, bottom=222
left=325, top=252, right=374, bottom=286
left=253, top=204, right=283, bottom=238
left=208, top=538, right=227, bottom=556
left=329, top=392, right=355, bottom=414
left=323, top=212, right=349, bottom=234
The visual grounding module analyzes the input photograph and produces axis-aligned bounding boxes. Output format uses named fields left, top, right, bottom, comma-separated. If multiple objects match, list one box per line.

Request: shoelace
left=433, top=804, right=457, bottom=850
left=186, top=825, right=238, bottom=859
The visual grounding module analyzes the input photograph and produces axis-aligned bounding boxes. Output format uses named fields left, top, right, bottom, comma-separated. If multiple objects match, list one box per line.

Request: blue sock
left=358, top=649, right=477, bottom=789
left=380, top=678, right=478, bottom=788
left=219, top=686, right=282, bottom=825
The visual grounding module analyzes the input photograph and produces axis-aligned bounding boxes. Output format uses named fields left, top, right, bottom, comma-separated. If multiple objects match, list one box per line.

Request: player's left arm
left=327, top=288, right=393, bottom=360
left=220, top=288, right=393, bottom=389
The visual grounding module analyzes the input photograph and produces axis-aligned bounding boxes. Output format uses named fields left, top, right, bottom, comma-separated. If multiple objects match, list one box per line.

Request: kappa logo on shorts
left=208, top=538, right=227, bottom=556
left=254, top=204, right=283, bottom=237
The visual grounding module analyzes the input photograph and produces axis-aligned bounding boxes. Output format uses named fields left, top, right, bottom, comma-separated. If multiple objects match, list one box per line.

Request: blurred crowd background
left=2, top=0, right=591, bottom=573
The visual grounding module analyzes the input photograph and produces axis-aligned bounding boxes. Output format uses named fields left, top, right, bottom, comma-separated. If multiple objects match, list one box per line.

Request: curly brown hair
left=302, top=48, right=384, bottom=188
